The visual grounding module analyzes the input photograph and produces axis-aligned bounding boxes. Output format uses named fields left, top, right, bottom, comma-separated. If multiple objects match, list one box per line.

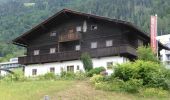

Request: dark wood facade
left=13, top=9, right=166, bottom=65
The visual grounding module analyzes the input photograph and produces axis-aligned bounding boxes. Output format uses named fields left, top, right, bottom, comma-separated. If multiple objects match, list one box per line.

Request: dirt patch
left=50, top=81, right=135, bottom=100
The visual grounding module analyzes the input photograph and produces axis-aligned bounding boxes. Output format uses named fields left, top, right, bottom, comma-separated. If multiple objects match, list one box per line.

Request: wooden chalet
left=13, top=9, right=168, bottom=65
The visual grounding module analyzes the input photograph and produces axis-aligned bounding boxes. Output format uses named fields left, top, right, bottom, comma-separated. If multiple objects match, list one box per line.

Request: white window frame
left=91, top=42, right=97, bottom=49
left=106, top=40, right=113, bottom=47
left=75, top=45, right=80, bottom=51
left=34, top=50, right=39, bottom=55
left=50, top=48, right=56, bottom=54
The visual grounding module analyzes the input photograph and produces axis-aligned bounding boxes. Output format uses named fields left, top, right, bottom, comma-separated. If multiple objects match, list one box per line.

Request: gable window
left=91, top=42, right=97, bottom=49
left=50, top=48, right=56, bottom=54
left=75, top=45, right=80, bottom=51
left=91, top=25, right=97, bottom=30
left=50, top=32, right=56, bottom=36
left=50, top=67, right=55, bottom=73
left=106, top=40, right=113, bottom=47
left=76, top=26, right=82, bottom=32
left=32, top=69, right=37, bottom=76
left=34, top=50, right=39, bottom=55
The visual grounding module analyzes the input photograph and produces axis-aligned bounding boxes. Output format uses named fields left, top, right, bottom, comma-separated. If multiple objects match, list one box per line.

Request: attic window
left=91, top=25, right=97, bottom=30
left=50, top=32, right=56, bottom=36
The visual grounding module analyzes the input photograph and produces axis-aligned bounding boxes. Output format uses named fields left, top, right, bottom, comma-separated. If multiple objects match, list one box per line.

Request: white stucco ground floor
left=24, top=56, right=129, bottom=77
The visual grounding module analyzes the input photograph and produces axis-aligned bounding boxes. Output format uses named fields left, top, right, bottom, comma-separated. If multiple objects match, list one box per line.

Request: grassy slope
left=0, top=80, right=169, bottom=100
left=0, top=80, right=74, bottom=100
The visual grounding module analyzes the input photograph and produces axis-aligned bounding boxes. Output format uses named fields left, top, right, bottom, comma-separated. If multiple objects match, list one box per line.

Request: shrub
left=60, top=71, right=76, bottom=80
left=137, top=46, right=159, bottom=63
left=2, top=69, right=27, bottom=82
left=165, top=69, right=170, bottom=80
left=114, top=60, right=168, bottom=89
left=120, top=79, right=143, bottom=93
left=139, top=88, right=169, bottom=97
left=80, top=53, right=93, bottom=71
left=87, top=67, right=106, bottom=77
left=75, top=71, right=87, bottom=80
left=39, top=73, right=56, bottom=80
left=90, top=74, right=104, bottom=84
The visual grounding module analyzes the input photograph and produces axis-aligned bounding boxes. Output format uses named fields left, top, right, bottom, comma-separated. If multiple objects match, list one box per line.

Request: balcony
left=19, top=44, right=136, bottom=65
left=59, top=33, right=80, bottom=42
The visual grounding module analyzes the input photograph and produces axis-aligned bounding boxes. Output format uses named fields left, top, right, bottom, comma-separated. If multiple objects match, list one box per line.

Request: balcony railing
left=19, top=44, right=137, bottom=65
left=59, top=33, right=80, bottom=42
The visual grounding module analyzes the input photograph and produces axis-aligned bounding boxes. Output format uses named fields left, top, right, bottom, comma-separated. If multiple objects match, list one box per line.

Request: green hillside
left=0, top=0, right=169, bottom=60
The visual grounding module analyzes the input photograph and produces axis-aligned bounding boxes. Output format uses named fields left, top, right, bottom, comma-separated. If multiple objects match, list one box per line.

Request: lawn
left=0, top=80, right=169, bottom=100
left=0, top=80, right=74, bottom=100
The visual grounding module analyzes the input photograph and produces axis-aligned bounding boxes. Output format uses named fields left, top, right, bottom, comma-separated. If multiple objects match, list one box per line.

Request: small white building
left=0, top=58, right=21, bottom=76
left=157, top=34, right=170, bottom=68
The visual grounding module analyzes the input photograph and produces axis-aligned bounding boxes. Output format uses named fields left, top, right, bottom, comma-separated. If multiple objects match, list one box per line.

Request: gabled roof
left=12, top=9, right=170, bottom=50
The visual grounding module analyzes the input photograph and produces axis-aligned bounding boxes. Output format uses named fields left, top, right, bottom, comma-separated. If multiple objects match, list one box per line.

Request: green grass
left=0, top=80, right=170, bottom=100
left=0, top=80, right=74, bottom=100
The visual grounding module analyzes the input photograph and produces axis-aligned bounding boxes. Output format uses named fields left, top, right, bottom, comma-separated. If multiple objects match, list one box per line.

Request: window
left=34, top=50, right=39, bottom=55
left=50, top=32, right=56, bottom=36
left=77, top=65, right=80, bottom=70
left=50, top=48, right=56, bottom=54
left=75, top=45, right=80, bottom=51
left=32, top=69, right=37, bottom=76
left=67, top=66, right=74, bottom=72
left=91, top=25, right=97, bottom=30
left=106, top=40, right=113, bottom=47
left=76, top=26, right=82, bottom=32
left=50, top=67, right=55, bottom=73
left=107, top=62, right=113, bottom=67
left=91, top=42, right=97, bottom=49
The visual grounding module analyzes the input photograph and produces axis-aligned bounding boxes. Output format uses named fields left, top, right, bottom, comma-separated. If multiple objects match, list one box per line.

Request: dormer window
left=34, top=50, right=39, bottom=55
left=91, top=25, right=97, bottom=30
left=76, top=26, right=82, bottom=32
left=50, top=32, right=56, bottom=36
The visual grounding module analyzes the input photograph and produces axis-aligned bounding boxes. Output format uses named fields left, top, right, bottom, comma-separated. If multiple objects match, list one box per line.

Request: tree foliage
left=80, top=53, right=93, bottom=71
left=0, top=0, right=169, bottom=59
left=137, top=46, right=159, bottom=63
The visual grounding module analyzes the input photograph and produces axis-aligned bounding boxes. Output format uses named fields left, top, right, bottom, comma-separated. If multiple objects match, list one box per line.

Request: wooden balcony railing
left=59, top=33, right=80, bottom=42
left=19, top=44, right=137, bottom=65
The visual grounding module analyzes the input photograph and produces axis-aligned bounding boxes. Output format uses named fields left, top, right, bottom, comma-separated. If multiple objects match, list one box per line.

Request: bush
left=2, top=69, right=27, bottom=82
left=75, top=71, right=87, bottom=80
left=90, top=74, right=104, bottom=84
left=137, top=46, right=159, bottom=63
left=120, top=79, right=143, bottom=93
left=60, top=71, right=76, bottom=80
left=114, top=60, right=168, bottom=89
left=139, top=88, right=169, bottom=97
left=39, top=73, right=56, bottom=80
left=87, top=67, right=106, bottom=77
left=80, top=53, right=93, bottom=71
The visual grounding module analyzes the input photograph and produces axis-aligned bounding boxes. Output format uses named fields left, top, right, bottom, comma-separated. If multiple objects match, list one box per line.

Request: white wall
left=24, top=56, right=128, bottom=77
